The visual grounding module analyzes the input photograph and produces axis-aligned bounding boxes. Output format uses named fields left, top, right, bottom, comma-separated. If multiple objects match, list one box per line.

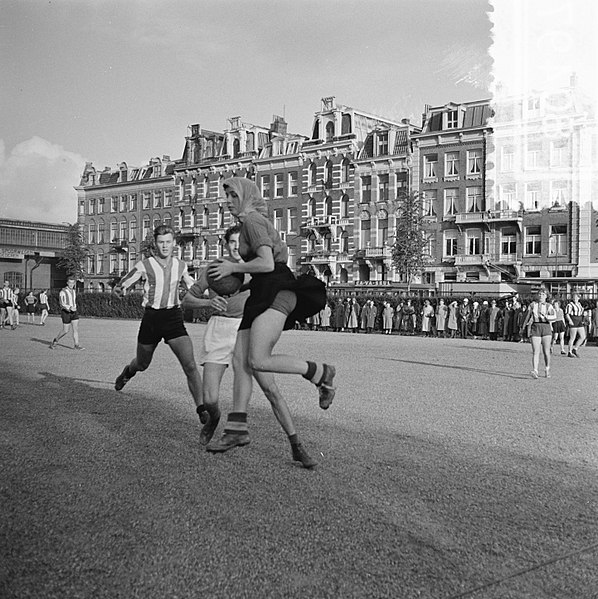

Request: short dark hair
left=154, top=224, right=175, bottom=239
left=224, top=224, right=242, bottom=243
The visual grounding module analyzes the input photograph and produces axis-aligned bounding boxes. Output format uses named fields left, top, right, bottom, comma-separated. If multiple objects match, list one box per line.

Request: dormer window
left=325, top=121, right=335, bottom=142
left=446, top=110, right=458, bottom=129
left=377, top=132, right=388, bottom=155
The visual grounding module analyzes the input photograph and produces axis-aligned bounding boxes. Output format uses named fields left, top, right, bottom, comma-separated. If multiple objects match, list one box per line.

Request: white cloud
left=0, top=137, right=86, bottom=225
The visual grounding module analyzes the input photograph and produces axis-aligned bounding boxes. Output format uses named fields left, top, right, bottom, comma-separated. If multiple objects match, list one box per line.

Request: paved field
left=1, top=316, right=597, bottom=599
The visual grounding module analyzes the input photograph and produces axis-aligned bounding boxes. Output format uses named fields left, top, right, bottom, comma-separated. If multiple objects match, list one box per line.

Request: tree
left=391, top=191, right=430, bottom=292
left=139, top=231, right=155, bottom=258
left=57, top=223, right=90, bottom=280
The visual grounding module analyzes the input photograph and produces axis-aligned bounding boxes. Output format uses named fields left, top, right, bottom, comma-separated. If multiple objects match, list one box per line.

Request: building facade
left=0, top=219, right=69, bottom=290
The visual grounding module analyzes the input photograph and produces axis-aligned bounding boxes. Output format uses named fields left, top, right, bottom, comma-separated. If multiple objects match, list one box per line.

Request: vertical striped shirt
left=59, top=287, right=77, bottom=311
left=565, top=300, right=584, bottom=326
left=120, top=256, right=194, bottom=309
left=39, top=292, right=48, bottom=305
left=1, top=286, right=12, bottom=302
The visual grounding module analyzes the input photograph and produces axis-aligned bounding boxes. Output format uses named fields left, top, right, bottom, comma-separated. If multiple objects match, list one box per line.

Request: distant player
left=112, top=225, right=207, bottom=425
left=49, top=277, right=84, bottom=349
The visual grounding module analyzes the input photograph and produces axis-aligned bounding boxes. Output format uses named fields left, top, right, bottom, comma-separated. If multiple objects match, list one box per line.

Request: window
left=467, top=150, right=482, bottom=175
left=153, top=191, right=162, bottom=209
left=288, top=208, right=297, bottom=232
left=129, top=218, right=137, bottom=242
left=466, top=187, right=483, bottom=212
left=203, top=206, right=209, bottom=228
left=88, top=255, right=95, bottom=275
left=308, top=162, right=317, bottom=187
left=341, top=195, right=349, bottom=218
left=120, top=196, right=127, bottom=212
left=163, top=213, right=172, bottom=228
left=444, top=230, right=458, bottom=257
left=110, top=220, right=118, bottom=243
left=422, top=190, right=436, bottom=216
left=549, top=225, right=567, bottom=256
left=378, top=174, right=389, bottom=201
left=142, top=193, right=150, bottom=209
left=446, top=110, right=458, bottom=129
left=98, top=198, right=105, bottom=214
left=307, top=197, right=316, bottom=218
left=527, top=96, right=540, bottom=113
left=445, top=152, right=459, bottom=176
left=501, top=148, right=514, bottom=171
left=341, top=232, right=349, bottom=253
left=129, top=194, right=137, bottom=211
left=377, top=132, right=388, bottom=155
left=551, top=181, right=567, bottom=206
left=341, top=159, right=350, bottom=184
left=273, top=209, right=283, bottom=231
left=501, top=231, right=517, bottom=255
left=467, top=229, right=482, bottom=255
left=164, top=191, right=172, bottom=207
left=110, top=253, right=118, bottom=274
left=111, top=197, right=118, bottom=213
left=203, top=176, right=210, bottom=198
left=89, top=198, right=96, bottom=215
left=525, top=226, right=542, bottom=255
left=79, top=201, right=85, bottom=216
left=444, top=189, right=458, bottom=215
left=325, top=196, right=333, bottom=217
left=325, top=121, right=335, bottom=141
left=142, top=216, right=151, bottom=240
left=526, top=146, right=540, bottom=169
left=275, top=174, right=284, bottom=198
left=288, top=171, right=298, bottom=196
left=378, top=210, right=388, bottom=245
left=98, top=221, right=105, bottom=243
left=325, top=161, right=333, bottom=188
left=153, top=214, right=161, bottom=230
left=551, top=139, right=567, bottom=167
left=261, top=175, right=270, bottom=198
left=88, top=222, right=96, bottom=244
left=97, top=251, right=104, bottom=274
left=424, top=155, right=438, bottom=179
left=361, top=176, right=371, bottom=202
left=119, top=219, right=127, bottom=242
left=525, top=183, right=541, bottom=210
left=360, top=213, right=371, bottom=247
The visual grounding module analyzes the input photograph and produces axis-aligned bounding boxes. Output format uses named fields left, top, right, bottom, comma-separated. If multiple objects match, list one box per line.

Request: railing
left=364, top=247, right=392, bottom=258
left=455, top=254, right=489, bottom=265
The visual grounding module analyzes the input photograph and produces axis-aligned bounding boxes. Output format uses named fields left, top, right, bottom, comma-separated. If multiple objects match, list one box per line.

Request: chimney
left=270, top=115, right=287, bottom=136
left=190, top=124, right=200, bottom=137
left=422, top=104, right=431, bottom=127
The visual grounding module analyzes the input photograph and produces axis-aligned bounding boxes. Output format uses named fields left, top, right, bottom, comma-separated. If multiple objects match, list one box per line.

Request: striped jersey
left=120, top=256, right=194, bottom=309
left=1, top=286, right=11, bottom=302
left=39, top=292, right=48, bottom=305
left=59, top=287, right=77, bottom=311
left=565, top=300, right=584, bottom=325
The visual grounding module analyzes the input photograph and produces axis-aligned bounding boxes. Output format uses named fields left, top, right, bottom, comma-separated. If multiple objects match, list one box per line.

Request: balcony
left=177, top=227, right=202, bottom=238
left=364, top=246, right=392, bottom=259
left=455, top=254, right=489, bottom=266
left=487, top=209, right=523, bottom=222
left=456, top=212, right=488, bottom=225
left=302, top=216, right=337, bottom=229
left=305, top=249, right=333, bottom=264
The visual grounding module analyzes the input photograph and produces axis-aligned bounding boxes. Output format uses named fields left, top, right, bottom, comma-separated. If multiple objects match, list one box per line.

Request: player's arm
left=114, top=264, right=143, bottom=296
left=182, top=273, right=228, bottom=312
left=58, top=290, right=68, bottom=311
left=208, top=245, right=274, bottom=280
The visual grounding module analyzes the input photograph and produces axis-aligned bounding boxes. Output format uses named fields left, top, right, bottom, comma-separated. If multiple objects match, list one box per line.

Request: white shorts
left=200, top=315, right=241, bottom=366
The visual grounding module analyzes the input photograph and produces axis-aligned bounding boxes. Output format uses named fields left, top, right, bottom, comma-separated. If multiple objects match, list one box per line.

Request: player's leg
left=167, top=335, right=203, bottom=409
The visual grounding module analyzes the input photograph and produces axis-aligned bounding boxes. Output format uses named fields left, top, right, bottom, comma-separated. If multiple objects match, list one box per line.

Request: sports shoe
left=49, top=339, right=57, bottom=350
left=74, top=345, right=85, bottom=351
left=572, top=348, right=580, bottom=358
left=206, top=432, right=250, bottom=453
left=531, top=370, right=539, bottom=379
left=199, top=409, right=221, bottom=446
left=317, top=364, right=336, bottom=410
left=568, top=351, right=575, bottom=358
left=561, top=350, right=567, bottom=355
left=196, top=405, right=209, bottom=424
left=545, top=368, right=551, bottom=379
left=114, top=365, right=132, bottom=391
left=292, top=444, right=317, bottom=469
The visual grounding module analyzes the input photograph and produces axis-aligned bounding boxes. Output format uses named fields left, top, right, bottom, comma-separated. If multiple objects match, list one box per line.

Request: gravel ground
left=1, top=316, right=597, bottom=599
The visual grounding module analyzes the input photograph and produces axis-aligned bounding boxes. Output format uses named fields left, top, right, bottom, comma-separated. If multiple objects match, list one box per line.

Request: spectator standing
left=382, top=301, right=394, bottom=334
left=478, top=300, right=490, bottom=340
left=332, top=300, right=345, bottom=332
left=366, top=300, right=377, bottom=333
left=435, top=298, right=448, bottom=337
left=489, top=299, right=501, bottom=340
left=459, top=298, right=471, bottom=339
left=319, top=303, right=331, bottom=331
left=393, top=301, right=404, bottom=335
left=421, top=299, right=434, bottom=337
left=403, top=299, right=416, bottom=335
left=447, top=301, right=458, bottom=338
left=345, top=298, right=359, bottom=333
left=471, top=301, right=480, bottom=339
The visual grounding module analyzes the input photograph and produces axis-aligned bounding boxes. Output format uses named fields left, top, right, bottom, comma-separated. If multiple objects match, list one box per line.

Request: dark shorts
left=61, top=310, right=79, bottom=324
left=26, top=305, right=36, bottom=314
left=552, top=320, right=566, bottom=334
left=138, top=307, right=188, bottom=345
left=530, top=322, right=552, bottom=337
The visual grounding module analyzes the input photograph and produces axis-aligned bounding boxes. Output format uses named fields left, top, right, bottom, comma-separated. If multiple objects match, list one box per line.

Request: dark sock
left=196, top=404, right=206, bottom=415
left=224, top=412, right=248, bottom=435
left=288, top=433, right=299, bottom=446
left=303, top=361, right=317, bottom=381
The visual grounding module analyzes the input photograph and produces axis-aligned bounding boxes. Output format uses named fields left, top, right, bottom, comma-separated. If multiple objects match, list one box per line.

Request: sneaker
left=74, top=345, right=85, bottom=351
left=561, top=350, right=567, bottom=355
left=206, top=432, right=250, bottom=453
left=292, top=444, right=317, bottom=469
left=545, top=369, right=551, bottom=379
left=568, top=351, right=575, bottom=358
left=572, top=348, right=580, bottom=358
left=531, top=370, right=539, bottom=379
left=317, top=364, right=336, bottom=410
left=49, top=339, right=57, bottom=350
left=199, top=409, right=221, bottom=446
left=114, top=365, right=132, bottom=391
left=196, top=405, right=209, bottom=425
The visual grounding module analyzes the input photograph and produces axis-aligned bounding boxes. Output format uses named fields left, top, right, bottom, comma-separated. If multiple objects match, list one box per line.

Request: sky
left=0, top=0, right=595, bottom=225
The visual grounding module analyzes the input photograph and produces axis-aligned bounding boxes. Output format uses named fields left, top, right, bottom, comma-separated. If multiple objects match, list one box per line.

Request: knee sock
left=223, top=412, right=248, bottom=436
left=302, top=361, right=324, bottom=385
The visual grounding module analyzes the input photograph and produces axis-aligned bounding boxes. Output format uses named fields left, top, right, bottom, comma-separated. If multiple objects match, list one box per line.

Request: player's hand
left=112, top=286, right=124, bottom=298
left=210, top=296, right=228, bottom=312
left=207, top=259, right=234, bottom=281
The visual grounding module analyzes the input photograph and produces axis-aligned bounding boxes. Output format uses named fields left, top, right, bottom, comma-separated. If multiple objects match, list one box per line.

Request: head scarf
left=222, top=177, right=268, bottom=217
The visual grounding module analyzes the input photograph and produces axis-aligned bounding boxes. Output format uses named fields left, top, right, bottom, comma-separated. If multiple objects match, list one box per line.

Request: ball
left=206, top=259, right=244, bottom=296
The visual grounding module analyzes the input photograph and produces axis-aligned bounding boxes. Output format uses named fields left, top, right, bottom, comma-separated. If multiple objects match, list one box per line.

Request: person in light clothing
left=49, top=278, right=84, bottom=349
left=112, top=225, right=206, bottom=425
left=521, top=289, right=556, bottom=379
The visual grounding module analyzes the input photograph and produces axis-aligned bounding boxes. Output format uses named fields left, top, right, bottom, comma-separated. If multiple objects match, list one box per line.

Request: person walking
left=565, top=293, right=585, bottom=358
left=24, top=291, right=37, bottom=324
left=112, top=225, right=206, bottom=426
left=522, top=289, right=556, bottom=379
left=204, top=177, right=333, bottom=463
left=550, top=300, right=567, bottom=355
left=38, top=289, right=50, bottom=325
left=49, top=277, right=84, bottom=350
